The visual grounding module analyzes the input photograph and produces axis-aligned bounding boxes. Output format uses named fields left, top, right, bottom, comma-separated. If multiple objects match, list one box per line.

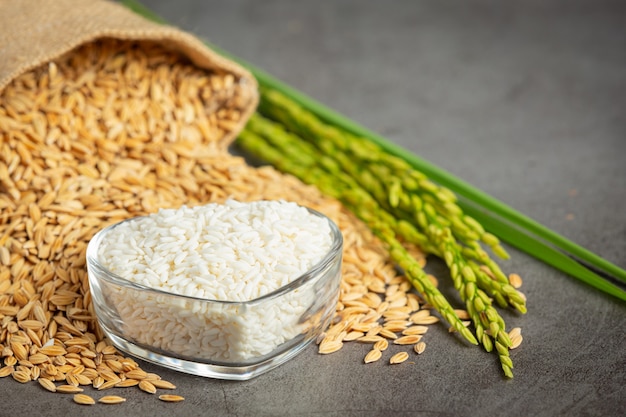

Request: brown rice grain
left=373, top=339, right=389, bottom=352
left=92, top=376, right=105, bottom=389
left=73, top=394, right=95, bottom=405
left=388, top=297, right=408, bottom=309
left=509, top=273, right=523, bottom=289
left=31, top=366, right=41, bottom=380
left=382, top=310, right=410, bottom=321
left=138, top=380, right=157, bottom=394
left=105, top=360, right=124, bottom=374
left=80, top=357, right=97, bottom=369
left=402, top=326, right=429, bottom=336
left=378, top=328, right=398, bottom=340
left=125, top=368, right=148, bottom=380
left=350, top=322, right=378, bottom=333
left=98, top=395, right=127, bottom=404
left=394, top=335, right=422, bottom=345
left=508, top=327, right=522, bottom=339
left=414, top=342, right=426, bottom=355
left=116, top=379, right=140, bottom=388
left=55, top=384, right=84, bottom=394
left=343, top=331, right=365, bottom=342
left=389, top=352, right=409, bottom=365
left=0, top=365, right=14, bottom=378
left=376, top=301, right=390, bottom=314
left=75, top=374, right=93, bottom=386
left=101, top=346, right=118, bottom=355
left=10, top=342, right=28, bottom=361
left=510, top=334, right=523, bottom=350
left=318, top=340, right=343, bottom=355
left=12, top=369, right=31, bottom=383
left=365, top=326, right=382, bottom=337
left=411, top=315, right=440, bottom=325
left=28, top=353, right=50, bottom=365
left=65, top=373, right=80, bottom=387
left=97, top=380, right=120, bottom=391
left=149, top=379, right=177, bottom=390
left=409, top=310, right=431, bottom=323
left=454, top=309, right=471, bottom=320
left=356, top=335, right=385, bottom=344
left=99, top=369, right=120, bottom=382
left=406, top=294, right=421, bottom=312
left=382, top=321, right=411, bottom=333
left=38, top=377, right=57, bottom=392
left=364, top=349, right=382, bottom=364
left=158, top=394, right=185, bottom=403
left=4, top=356, right=17, bottom=372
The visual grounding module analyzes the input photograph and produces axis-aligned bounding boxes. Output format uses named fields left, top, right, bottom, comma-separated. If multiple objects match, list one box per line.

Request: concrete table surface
left=3, top=0, right=625, bottom=416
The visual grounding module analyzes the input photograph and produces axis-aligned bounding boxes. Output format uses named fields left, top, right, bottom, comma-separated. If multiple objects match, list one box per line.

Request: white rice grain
left=96, top=199, right=338, bottom=361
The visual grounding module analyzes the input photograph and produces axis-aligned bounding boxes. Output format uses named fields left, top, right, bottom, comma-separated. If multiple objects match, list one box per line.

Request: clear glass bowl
left=86, top=208, right=343, bottom=380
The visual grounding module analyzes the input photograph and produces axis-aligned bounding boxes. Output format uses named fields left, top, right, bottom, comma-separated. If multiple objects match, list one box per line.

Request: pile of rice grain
left=97, top=200, right=333, bottom=301
left=93, top=199, right=337, bottom=361
left=0, top=39, right=439, bottom=405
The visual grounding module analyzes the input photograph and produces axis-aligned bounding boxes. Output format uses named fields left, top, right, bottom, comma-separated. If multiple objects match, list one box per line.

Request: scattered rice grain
left=394, top=335, right=422, bottom=345
left=318, top=340, right=343, bottom=355
left=510, top=334, right=523, bottom=350
left=98, top=395, right=127, bottom=404
left=73, top=394, right=95, bottom=405
left=356, top=335, right=385, bottom=343
left=159, top=394, right=185, bottom=403
left=56, top=384, right=84, bottom=393
left=0, top=366, right=14, bottom=378
left=343, top=331, right=364, bottom=342
left=414, top=342, right=426, bottom=355
left=139, top=380, right=157, bottom=394
left=116, top=379, right=140, bottom=388
left=364, top=349, right=382, bottom=364
left=149, top=379, right=177, bottom=390
left=389, top=352, right=409, bottom=364
left=38, top=378, right=57, bottom=392
left=373, top=339, right=389, bottom=351
left=11, top=370, right=31, bottom=383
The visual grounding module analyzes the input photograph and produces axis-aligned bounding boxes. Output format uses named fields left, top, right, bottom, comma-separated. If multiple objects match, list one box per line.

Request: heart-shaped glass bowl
left=86, top=207, right=343, bottom=380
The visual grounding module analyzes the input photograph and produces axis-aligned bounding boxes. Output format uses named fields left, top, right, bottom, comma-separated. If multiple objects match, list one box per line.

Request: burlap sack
left=0, top=0, right=258, bottom=145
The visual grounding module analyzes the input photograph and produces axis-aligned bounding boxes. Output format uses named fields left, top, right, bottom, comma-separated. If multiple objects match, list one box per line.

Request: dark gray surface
left=3, top=0, right=625, bottom=416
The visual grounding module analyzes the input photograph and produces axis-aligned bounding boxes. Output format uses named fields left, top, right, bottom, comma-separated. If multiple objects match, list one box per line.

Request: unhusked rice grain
left=73, top=393, right=96, bottom=405
left=0, top=33, right=464, bottom=405
left=389, top=352, right=409, bottom=364
left=158, top=394, right=185, bottom=403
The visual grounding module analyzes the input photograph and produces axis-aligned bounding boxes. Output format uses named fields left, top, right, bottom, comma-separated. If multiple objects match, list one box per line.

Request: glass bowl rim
left=86, top=205, right=343, bottom=307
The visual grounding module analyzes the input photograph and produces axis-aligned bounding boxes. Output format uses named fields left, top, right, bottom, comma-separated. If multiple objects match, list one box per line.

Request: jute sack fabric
left=0, top=0, right=258, bottom=143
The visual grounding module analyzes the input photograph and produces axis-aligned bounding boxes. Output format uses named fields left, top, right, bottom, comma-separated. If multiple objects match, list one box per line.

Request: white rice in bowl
left=95, top=199, right=337, bottom=361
